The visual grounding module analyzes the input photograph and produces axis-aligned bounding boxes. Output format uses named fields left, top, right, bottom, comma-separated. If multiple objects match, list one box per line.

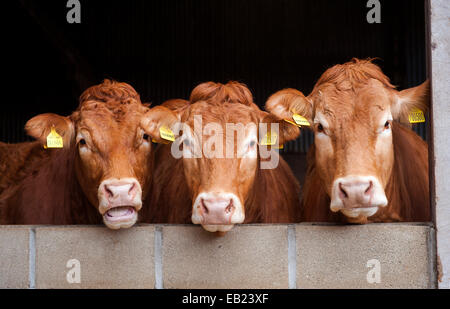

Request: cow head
left=266, top=59, right=429, bottom=222
left=25, top=80, right=176, bottom=229
left=148, top=82, right=300, bottom=232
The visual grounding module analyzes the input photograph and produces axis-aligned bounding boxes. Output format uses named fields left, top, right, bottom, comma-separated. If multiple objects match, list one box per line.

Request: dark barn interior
left=3, top=0, right=427, bottom=183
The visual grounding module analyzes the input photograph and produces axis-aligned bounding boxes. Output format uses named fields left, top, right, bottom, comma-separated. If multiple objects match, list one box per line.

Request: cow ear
left=392, top=80, right=430, bottom=124
left=25, top=113, right=75, bottom=147
left=265, top=88, right=313, bottom=125
left=260, top=112, right=300, bottom=146
left=141, top=106, right=179, bottom=143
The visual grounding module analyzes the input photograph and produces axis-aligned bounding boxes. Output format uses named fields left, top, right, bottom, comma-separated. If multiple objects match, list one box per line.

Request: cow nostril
left=201, top=199, right=209, bottom=214
left=128, top=183, right=136, bottom=196
left=225, top=200, right=234, bottom=214
left=339, top=183, right=348, bottom=199
left=365, top=181, right=373, bottom=195
left=104, top=185, right=114, bottom=199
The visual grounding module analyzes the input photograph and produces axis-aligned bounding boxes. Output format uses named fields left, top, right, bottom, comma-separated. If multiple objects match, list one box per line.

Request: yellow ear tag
left=408, top=108, right=425, bottom=123
left=45, top=126, right=63, bottom=149
left=152, top=138, right=170, bottom=145
left=260, top=131, right=278, bottom=146
left=292, top=114, right=310, bottom=127
left=284, top=119, right=301, bottom=127
left=159, top=126, right=175, bottom=142
left=274, top=144, right=284, bottom=150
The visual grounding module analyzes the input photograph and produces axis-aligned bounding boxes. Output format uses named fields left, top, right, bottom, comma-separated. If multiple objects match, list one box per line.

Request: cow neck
left=139, top=146, right=156, bottom=214
left=245, top=152, right=302, bottom=223
left=141, top=144, right=192, bottom=224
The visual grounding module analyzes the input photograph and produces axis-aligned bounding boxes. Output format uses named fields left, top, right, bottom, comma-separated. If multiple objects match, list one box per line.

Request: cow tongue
left=106, top=206, right=133, bottom=218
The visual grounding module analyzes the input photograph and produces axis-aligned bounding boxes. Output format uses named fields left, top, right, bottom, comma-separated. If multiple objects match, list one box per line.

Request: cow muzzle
left=98, top=178, right=142, bottom=229
left=192, top=192, right=245, bottom=232
left=330, top=176, right=388, bottom=218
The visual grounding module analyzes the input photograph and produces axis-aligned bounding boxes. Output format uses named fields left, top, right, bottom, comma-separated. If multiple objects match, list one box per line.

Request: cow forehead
left=313, top=81, right=392, bottom=124
left=73, top=106, right=146, bottom=148
left=79, top=110, right=142, bottom=129
left=78, top=99, right=146, bottom=125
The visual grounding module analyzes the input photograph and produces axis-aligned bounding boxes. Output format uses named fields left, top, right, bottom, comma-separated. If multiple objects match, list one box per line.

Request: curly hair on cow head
left=189, top=81, right=258, bottom=109
left=79, top=79, right=142, bottom=106
left=313, top=58, right=396, bottom=92
left=75, top=79, right=148, bottom=120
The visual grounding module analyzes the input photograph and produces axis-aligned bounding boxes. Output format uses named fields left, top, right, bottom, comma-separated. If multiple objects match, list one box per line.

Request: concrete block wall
left=0, top=224, right=436, bottom=289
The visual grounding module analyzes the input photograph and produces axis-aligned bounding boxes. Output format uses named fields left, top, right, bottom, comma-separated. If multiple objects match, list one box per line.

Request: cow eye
left=182, top=138, right=197, bottom=156
left=143, top=133, right=150, bottom=141
left=384, top=121, right=390, bottom=130
left=245, top=140, right=257, bottom=153
left=79, top=139, right=86, bottom=146
left=317, top=123, right=324, bottom=132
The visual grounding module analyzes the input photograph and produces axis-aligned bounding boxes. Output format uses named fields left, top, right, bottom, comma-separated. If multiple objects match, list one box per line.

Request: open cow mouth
left=102, top=206, right=138, bottom=229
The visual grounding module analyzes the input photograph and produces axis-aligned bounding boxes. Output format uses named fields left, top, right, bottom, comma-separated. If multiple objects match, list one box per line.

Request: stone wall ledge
left=0, top=223, right=436, bottom=289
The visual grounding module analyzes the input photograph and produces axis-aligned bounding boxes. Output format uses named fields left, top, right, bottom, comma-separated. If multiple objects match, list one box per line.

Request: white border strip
left=288, top=225, right=296, bottom=289
left=430, top=0, right=450, bottom=289
left=154, top=226, right=163, bottom=289
left=28, top=228, right=36, bottom=289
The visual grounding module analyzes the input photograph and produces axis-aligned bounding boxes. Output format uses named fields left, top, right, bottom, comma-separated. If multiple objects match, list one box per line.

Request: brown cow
left=266, top=58, right=430, bottom=223
left=0, top=80, right=176, bottom=229
left=141, top=81, right=302, bottom=233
